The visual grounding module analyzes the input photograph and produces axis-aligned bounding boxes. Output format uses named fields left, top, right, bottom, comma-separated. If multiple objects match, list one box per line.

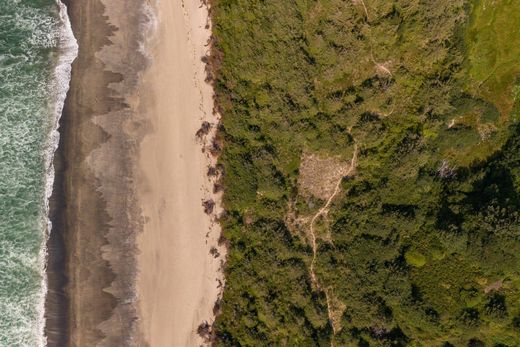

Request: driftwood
left=207, top=163, right=225, bottom=178
left=202, top=199, right=215, bottom=214
left=209, top=137, right=222, bottom=156
left=207, top=166, right=218, bottom=177
left=213, top=183, right=223, bottom=194
left=197, top=321, right=212, bottom=341
left=213, top=298, right=222, bottom=315
left=209, top=246, right=220, bottom=258
left=438, top=159, right=456, bottom=178
left=196, top=121, right=212, bottom=138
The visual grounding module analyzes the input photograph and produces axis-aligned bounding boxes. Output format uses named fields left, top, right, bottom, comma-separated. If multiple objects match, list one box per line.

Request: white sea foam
left=38, top=1, right=78, bottom=346
left=138, top=1, right=158, bottom=63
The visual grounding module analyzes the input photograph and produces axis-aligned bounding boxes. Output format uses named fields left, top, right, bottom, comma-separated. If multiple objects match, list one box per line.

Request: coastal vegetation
left=210, top=0, right=520, bottom=345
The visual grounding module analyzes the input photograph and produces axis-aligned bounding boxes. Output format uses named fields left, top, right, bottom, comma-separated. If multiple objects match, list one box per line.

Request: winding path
left=307, top=144, right=357, bottom=338
left=309, top=144, right=357, bottom=289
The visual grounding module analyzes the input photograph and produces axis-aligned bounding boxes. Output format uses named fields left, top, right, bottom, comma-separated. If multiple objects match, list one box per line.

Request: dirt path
left=306, top=144, right=358, bottom=339
left=309, top=144, right=357, bottom=288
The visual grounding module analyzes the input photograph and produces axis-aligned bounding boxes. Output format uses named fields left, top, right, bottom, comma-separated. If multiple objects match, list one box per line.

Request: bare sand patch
left=299, top=152, right=351, bottom=200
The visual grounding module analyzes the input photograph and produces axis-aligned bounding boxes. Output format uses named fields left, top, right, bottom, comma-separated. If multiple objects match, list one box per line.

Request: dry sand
left=136, top=1, right=225, bottom=346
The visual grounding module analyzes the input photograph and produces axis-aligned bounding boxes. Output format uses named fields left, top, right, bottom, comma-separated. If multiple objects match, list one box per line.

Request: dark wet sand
left=45, top=0, right=148, bottom=345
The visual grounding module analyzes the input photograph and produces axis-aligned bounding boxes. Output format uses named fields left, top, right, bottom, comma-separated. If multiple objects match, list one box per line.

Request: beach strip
left=47, top=0, right=223, bottom=345
left=136, top=0, right=225, bottom=345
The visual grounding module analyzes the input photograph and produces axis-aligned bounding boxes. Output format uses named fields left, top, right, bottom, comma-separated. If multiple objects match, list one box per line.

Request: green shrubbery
left=211, top=0, right=520, bottom=345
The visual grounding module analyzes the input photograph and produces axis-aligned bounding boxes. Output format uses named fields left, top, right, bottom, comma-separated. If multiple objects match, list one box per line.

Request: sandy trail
left=307, top=144, right=357, bottom=339
left=309, top=144, right=358, bottom=287
left=136, top=1, right=224, bottom=346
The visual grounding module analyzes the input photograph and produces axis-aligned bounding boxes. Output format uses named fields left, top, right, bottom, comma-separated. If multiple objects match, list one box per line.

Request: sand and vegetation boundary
left=136, top=0, right=225, bottom=346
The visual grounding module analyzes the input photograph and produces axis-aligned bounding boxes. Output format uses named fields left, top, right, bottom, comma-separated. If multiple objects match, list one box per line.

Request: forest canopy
left=210, top=0, right=520, bottom=345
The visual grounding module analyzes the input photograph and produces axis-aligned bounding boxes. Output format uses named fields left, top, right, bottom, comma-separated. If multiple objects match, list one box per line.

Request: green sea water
left=0, top=0, right=76, bottom=345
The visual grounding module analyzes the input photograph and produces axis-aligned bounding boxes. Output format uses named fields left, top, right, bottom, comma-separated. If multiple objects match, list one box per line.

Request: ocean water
left=0, top=0, right=76, bottom=345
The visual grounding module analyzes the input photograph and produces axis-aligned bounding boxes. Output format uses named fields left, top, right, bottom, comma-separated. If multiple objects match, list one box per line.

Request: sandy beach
left=136, top=0, right=224, bottom=346
left=47, top=0, right=223, bottom=345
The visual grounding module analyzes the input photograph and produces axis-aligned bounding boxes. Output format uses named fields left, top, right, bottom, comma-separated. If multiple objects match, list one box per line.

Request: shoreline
left=43, top=2, right=77, bottom=345
left=46, top=0, right=150, bottom=345
left=45, top=120, right=68, bottom=347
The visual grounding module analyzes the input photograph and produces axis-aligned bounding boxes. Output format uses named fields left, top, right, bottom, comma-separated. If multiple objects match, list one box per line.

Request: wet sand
left=46, top=0, right=149, bottom=345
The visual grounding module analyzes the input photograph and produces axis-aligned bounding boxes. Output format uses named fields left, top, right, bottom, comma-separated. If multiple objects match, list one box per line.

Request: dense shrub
left=211, top=0, right=520, bottom=345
